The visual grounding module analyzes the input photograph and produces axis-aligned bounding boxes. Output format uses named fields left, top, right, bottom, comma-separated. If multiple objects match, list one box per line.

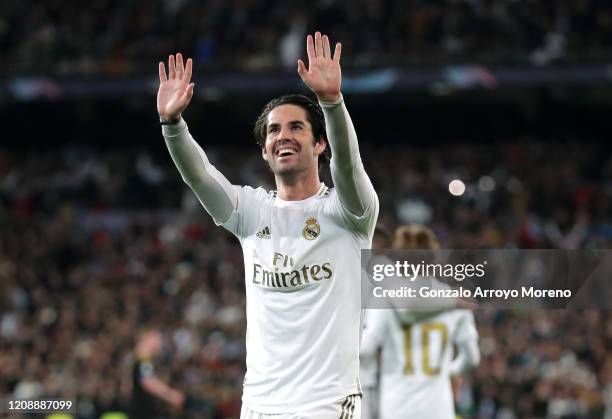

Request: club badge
left=302, top=217, right=320, bottom=240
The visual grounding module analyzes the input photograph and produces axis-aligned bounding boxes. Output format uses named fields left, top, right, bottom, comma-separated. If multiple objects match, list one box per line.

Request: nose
left=278, top=125, right=292, bottom=141
left=274, top=128, right=293, bottom=152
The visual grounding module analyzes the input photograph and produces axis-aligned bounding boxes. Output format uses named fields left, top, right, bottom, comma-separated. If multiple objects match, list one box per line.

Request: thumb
left=297, top=59, right=307, bottom=80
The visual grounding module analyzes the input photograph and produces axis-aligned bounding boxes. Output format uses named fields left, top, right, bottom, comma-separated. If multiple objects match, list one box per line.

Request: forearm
left=163, top=119, right=236, bottom=224
left=321, top=96, right=376, bottom=216
left=142, top=377, right=183, bottom=406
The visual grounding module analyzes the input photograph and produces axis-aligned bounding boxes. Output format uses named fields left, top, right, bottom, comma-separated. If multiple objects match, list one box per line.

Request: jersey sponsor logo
left=302, top=217, right=320, bottom=240
left=256, top=226, right=271, bottom=239
left=252, top=262, right=333, bottom=289
left=251, top=252, right=332, bottom=289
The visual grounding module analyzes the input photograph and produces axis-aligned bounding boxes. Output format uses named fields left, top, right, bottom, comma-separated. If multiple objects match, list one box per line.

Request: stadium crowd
left=2, top=0, right=612, bottom=75
left=1, top=140, right=612, bottom=418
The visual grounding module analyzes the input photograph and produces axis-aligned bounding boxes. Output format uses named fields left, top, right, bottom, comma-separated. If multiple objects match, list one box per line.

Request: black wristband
left=158, top=117, right=180, bottom=126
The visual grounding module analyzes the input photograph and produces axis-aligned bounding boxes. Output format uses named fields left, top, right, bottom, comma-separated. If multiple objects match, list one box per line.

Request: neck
left=275, top=168, right=321, bottom=201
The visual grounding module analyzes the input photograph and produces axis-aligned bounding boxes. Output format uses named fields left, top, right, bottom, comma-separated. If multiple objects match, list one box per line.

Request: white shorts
left=240, top=395, right=361, bottom=419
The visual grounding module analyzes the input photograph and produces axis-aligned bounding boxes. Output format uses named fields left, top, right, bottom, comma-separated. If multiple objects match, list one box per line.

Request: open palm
left=297, top=32, right=342, bottom=103
left=157, top=53, right=195, bottom=121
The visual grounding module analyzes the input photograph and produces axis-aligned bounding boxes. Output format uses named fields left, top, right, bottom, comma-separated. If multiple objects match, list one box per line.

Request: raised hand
left=157, top=53, right=195, bottom=122
left=297, top=32, right=342, bottom=103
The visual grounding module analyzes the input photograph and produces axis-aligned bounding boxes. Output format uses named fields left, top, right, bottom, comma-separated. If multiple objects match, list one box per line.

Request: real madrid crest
left=302, top=217, right=320, bottom=240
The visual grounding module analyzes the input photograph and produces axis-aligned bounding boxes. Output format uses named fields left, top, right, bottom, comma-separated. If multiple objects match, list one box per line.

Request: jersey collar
left=274, top=183, right=327, bottom=207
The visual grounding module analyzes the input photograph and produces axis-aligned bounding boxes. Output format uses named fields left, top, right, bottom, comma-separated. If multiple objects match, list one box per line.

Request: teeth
left=278, top=148, right=296, bottom=156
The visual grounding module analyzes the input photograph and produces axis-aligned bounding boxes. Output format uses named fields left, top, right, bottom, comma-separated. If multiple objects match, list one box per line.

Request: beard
left=268, top=153, right=314, bottom=179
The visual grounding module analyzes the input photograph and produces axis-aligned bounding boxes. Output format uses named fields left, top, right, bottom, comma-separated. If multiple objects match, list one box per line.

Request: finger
left=176, top=53, right=184, bottom=78
left=185, top=58, right=193, bottom=83
left=168, top=55, right=176, bottom=79
left=306, top=34, right=315, bottom=64
left=323, top=35, right=331, bottom=59
left=315, top=31, right=322, bottom=58
left=333, top=42, right=342, bottom=63
left=159, top=62, right=167, bottom=83
left=297, top=59, right=307, bottom=79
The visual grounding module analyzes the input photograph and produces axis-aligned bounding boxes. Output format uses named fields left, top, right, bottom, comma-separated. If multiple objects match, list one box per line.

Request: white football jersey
left=222, top=182, right=378, bottom=413
left=363, top=309, right=477, bottom=419
left=360, top=309, right=380, bottom=388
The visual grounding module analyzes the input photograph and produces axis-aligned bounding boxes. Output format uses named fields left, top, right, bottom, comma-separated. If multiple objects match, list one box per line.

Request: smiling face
left=261, top=104, right=326, bottom=177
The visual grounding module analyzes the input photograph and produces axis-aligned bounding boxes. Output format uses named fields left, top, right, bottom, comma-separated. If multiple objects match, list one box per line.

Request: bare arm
left=158, top=54, right=236, bottom=224
left=141, top=376, right=185, bottom=409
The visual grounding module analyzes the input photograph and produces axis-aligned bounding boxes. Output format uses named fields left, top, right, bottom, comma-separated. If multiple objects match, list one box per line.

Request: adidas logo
left=256, top=226, right=271, bottom=239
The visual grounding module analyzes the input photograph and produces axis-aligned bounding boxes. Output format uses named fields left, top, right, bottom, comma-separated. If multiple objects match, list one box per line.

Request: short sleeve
left=138, top=361, right=155, bottom=380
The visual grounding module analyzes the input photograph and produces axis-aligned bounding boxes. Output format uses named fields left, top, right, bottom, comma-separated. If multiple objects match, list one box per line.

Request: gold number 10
left=402, top=322, right=448, bottom=376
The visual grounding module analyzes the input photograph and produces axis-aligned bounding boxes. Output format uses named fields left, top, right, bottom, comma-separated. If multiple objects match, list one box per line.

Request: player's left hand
left=298, top=31, right=342, bottom=103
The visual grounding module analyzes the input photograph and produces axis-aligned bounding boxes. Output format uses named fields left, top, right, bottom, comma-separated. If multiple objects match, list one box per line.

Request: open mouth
left=275, top=145, right=299, bottom=158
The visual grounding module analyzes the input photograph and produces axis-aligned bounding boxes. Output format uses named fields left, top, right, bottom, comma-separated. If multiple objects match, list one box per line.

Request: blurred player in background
left=157, top=31, right=378, bottom=418
left=360, top=226, right=480, bottom=419
left=129, top=329, right=184, bottom=419
left=360, top=224, right=393, bottom=419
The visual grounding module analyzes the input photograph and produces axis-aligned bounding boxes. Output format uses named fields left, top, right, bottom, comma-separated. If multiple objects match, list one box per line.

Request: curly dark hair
left=253, top=94, right=331, bottom=168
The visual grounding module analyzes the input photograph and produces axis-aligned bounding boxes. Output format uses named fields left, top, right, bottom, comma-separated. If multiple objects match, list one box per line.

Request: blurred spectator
left=2, top=0, right=612, bottom=76
left=130, top=329, right=184, bottom=419
left=1, top=140, right=611, bottom=418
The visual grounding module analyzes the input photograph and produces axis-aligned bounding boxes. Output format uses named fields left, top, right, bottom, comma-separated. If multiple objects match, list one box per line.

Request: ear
left=314, top=137, right=327, bottom=157
left=261, top=146, right=269, bottom=162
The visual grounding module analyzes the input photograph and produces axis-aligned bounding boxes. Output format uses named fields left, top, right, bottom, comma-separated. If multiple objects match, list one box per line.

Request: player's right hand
left=157, top=53, right=194, bottom=122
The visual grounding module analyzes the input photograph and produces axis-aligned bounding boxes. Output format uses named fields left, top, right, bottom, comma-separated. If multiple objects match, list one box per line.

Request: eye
left=268, top=126, right=279, bottom=134
left=292, top=125, right=302, bottom=131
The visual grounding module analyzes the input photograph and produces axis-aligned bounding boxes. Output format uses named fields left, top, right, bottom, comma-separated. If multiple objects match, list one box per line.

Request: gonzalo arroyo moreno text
left=369, top=260, right=572, bottom=300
